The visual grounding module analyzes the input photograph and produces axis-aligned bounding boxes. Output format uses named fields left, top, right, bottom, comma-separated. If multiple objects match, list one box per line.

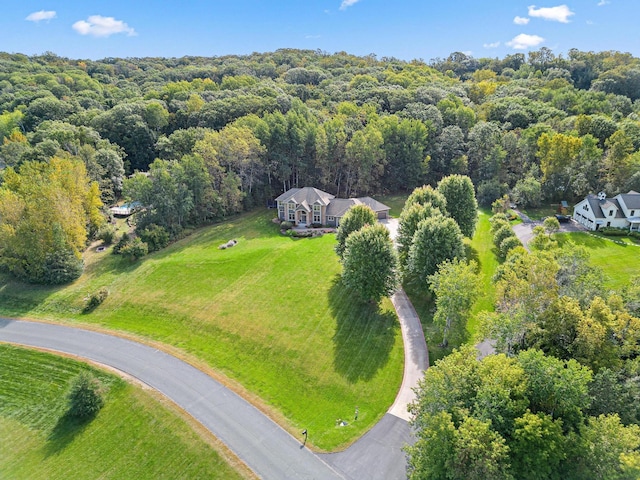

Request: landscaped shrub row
left=489, top=214, right=522, bottom=259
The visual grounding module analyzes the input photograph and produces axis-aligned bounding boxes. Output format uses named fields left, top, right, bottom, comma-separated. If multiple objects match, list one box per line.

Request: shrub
left=280, top=221, right=293, bottom=230
left=490, top=218, right=510, bottom=235
left=112, top=232, right=131, bottom=254
left=493, top=224, right=516, bottom=248
left=97, top=225, right=116, bottom=245
left=84, top=287, right=109, bottom=313
left=120, top=237, right=148, bottom=261
left=138, top=224, right=170, bottom=252
left=67, top=372, right=104, bottom=418
left=311, top=222, right=322, bottom=228
left=499, top=235, right=522, bottom=260
left=600, top=227, right=627, bottom=236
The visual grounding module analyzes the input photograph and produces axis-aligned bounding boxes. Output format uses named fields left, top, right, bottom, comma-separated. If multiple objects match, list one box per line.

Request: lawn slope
left=0, top=209, right=404, bottom=450
left=0, top=345, right=248, bottom=479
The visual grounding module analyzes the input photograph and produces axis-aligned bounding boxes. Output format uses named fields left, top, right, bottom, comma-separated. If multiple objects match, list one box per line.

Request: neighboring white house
left=275, top=187, right=390, bottom=227
left=573, top=191, right=640, bottom=231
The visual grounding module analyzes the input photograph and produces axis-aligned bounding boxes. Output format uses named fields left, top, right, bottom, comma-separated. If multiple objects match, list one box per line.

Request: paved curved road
left=1, top=309, right=428, bottom=479
left=0, top=219, right=430, bottom=480
left=0, top=318, right=343, bottom=480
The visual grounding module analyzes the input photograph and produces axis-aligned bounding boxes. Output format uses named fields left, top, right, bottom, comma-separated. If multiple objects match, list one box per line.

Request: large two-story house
left=275, top=187, right=390, bottom=227
left=573, top=191, right=640, bottom=231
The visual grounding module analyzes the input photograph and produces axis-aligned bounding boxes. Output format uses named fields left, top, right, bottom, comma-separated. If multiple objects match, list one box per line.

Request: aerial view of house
left=275, top=187, right=390, bottom=227
left=573, top=191, right=640, bottom=231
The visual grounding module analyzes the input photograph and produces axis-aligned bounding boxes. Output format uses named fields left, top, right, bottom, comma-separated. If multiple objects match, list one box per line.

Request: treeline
left=1, top=48, right=640, bottom=282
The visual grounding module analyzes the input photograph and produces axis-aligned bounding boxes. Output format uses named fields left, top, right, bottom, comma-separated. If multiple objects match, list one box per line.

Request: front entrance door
left=300, top=212, right=307, bottom=225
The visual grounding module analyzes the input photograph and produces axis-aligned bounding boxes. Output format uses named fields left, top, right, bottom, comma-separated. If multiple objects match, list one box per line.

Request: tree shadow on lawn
left=44, top=412, right=93, bottom=457
left=329, top=275, right=398, bottom=384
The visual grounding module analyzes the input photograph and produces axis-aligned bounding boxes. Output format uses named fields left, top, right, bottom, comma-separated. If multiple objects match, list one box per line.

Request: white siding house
left=573, top=191, right=640, bottom=231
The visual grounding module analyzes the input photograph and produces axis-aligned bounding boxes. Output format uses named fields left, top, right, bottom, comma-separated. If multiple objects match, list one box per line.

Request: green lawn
left=0, top=345, right=248, bottom=480
left=405, top=209, right=499, bottom=362
left=517, top=206, right=558, bottom=221
left=0, top=209, right=403, bottom=450
left=377, top=193, right=409, bottom=217
left=556, top=232, right=640, bottom=291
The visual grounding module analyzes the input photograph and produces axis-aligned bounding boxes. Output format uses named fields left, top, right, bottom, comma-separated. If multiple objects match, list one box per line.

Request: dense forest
left=1, top=47, right=640, bottom=282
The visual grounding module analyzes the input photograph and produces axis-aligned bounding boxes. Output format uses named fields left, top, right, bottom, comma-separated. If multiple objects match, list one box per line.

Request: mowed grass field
left=0, top=345, right=248, bottom=480
left=556, top=232, right=640, bottom=290
left=0, top=209, right=403, bottom=450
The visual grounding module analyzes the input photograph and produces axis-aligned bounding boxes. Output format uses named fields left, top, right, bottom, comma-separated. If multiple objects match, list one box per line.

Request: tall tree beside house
left=335, top=204, right=377, bottom=259
left=341, top=223, right=398, bottom=303
left=406, top=215, right=465, bottom=284
left=397, top=202, right=444, bottom=267
left=0, top=157, right=103, bottom=284
left=437, top=174, right=478, bottom=238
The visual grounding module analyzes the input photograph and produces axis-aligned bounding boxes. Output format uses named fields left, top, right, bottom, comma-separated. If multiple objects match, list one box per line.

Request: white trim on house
left=573, top=191, right=640, bottom=231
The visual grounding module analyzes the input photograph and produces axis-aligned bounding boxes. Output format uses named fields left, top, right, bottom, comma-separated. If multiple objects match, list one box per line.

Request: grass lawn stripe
left=0, top=344, right=249, bottom=479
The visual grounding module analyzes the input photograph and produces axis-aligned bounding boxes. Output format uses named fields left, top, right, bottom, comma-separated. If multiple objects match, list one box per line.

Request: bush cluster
left=490, top=214, right=521, bottom=259
left=600, top=227, right=628, bottom=236
left=84, top=287, right=109, bottom=313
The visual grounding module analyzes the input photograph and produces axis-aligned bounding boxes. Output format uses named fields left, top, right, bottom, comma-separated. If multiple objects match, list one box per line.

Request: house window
left=278, top=204, right=284, bottom=218
left=288, top=202, right=295, bottom=221
left=632, top=210, right=636, bottom=216
left=609, top=210, right=614, bottom=216
left=313, top=205, right=321, bottom=223
left=327, top=216, right=335, bottom=222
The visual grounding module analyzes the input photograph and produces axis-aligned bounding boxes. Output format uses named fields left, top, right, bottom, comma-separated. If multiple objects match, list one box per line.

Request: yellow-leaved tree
left=0, top=157, right=103, bottom=284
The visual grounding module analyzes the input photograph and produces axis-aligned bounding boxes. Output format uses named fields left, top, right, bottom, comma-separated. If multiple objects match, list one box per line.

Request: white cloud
left=483, top=42, right=501, bottom=48
left=528, top=5, right=575, bottom=23
left=597, top=0, right=610, bottom=5
left=514, top=16, right=530, bottom=25
left=26, top=10, right=56, bottom=22
left=340, top=0, right=361, bottom=10
left=507, top=33, right=545, bottom=49
left=72, top=15, right=136, bottom=37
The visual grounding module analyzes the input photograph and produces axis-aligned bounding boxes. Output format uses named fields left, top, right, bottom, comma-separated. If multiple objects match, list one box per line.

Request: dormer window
left=632, top=210, right=636, bottom=216
left=609, top=210, right=614, bottom=216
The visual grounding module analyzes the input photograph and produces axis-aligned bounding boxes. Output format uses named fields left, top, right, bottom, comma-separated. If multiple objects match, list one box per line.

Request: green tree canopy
left=335, top=204, right=377, bottom=259
left=341, top=223, right=398, bottom=303
left=437, top=174, right=478, bottom=237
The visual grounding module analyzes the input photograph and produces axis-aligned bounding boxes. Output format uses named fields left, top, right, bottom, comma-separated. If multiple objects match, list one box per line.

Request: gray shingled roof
left=586, top=194, right=626, bottom=219
left=619, top=191, right=640, bottom=210
left=275, top=187, right=335, bottom=206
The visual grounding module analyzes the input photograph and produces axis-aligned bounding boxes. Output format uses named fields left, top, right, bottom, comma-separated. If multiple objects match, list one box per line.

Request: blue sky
left=3, top=1, right=637, bottom=61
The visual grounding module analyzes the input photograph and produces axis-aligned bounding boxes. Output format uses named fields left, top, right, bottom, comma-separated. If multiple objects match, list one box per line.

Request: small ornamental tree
left=543, top=216, right=561, bottom=235
left=67, top=372, right=105, bottom=418
left=429, top=259, right=480, bottom=347
left=341, top=223, right=398, bottom=303
left=335, top=204, right=377, bottom=259
left=120, top=237, right=148, bottom=261
left=437, top=174, right=478, bottom=238
left=407, top=216, right=465, bottom=283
